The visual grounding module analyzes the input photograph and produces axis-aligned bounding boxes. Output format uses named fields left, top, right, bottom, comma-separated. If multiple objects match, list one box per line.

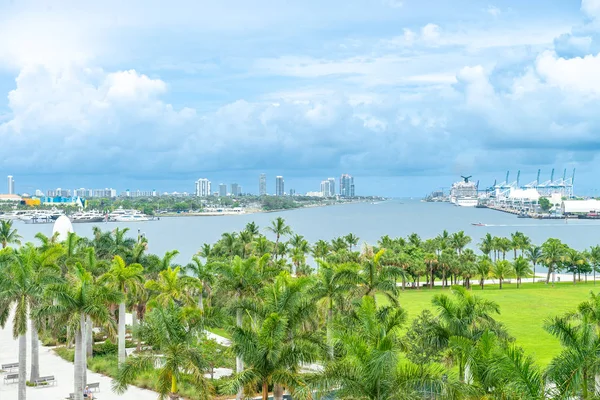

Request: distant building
left=219, top=184, right=227, bottom=197
left=320, top=180, right=331, bottom=197
left=289, top=189, right=295, bottom=196
left=74, top=188, right=93, bottom=197
left=7, top=175, right=14, bottom=195
left=276, top=176, right=284, bottom=196
left=340, top=174, right=355, bottom=197
left=306, top=191, right=322, bottom=197
left=92, top=188, right=117, bottom=198
left=259, top=173, right=267, bottom=196
left=195, top=178, right=211, bottom=197
left=231, top=183, right=240, bottom=196
left=0, top=194, right=21, bottom=202
left=327, top=178, right=335, bottom=196
left=35, top=189, right=44, bottom=197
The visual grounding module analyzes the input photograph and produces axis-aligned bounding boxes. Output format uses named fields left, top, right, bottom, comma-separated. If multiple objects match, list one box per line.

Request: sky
left=0, top=0, right=600, bottom=196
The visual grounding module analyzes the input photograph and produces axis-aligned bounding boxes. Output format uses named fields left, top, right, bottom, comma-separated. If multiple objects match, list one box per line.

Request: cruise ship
left=449, top=176, right=479, bottom=207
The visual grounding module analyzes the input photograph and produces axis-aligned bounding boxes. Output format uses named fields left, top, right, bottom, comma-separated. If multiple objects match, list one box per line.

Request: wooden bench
left=3, top=373, right=18, bottom=384
left=33, top=375, right=56, bottom=387
left=1, top=362, right=18, bottom=372
left=87, top=382, right=100, bottom=392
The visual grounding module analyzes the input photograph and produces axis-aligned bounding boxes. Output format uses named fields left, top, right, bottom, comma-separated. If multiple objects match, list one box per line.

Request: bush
left=54, top=347, right=75, bottom=362
left=93, top=339, right=118, bottom=356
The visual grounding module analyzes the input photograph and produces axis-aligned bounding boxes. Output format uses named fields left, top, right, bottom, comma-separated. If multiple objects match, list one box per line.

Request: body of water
left=13, top=200, right=600, bottom=265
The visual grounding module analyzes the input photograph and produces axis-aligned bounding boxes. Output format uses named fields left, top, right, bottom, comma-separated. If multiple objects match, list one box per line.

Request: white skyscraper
left=7, top=175, right=14, bottom=195
left=320, top=180, right=331, bottom=197
left=327, top=177, right=335, bottom=196
left=195, top=178, right=211, bottom=197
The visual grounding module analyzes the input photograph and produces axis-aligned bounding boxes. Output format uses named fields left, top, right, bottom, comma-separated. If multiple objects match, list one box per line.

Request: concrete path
left=0, top=312, right=158, bottom=400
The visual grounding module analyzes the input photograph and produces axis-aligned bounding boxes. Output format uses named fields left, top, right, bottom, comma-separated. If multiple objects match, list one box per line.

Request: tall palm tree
left=542, top=238, right=567, bottom=286
left=245, top=221, right=260, bottom=238
left=525, top=245, right=542, bottom=284
left=216, top=255, right=263, bottom=399
left=424, top=252, right=438, bottom=289
left=312, top=239, right=331, bottom=261
left=513, top=256, right=532, bottom=288
left=266, top=217, right=292, bottom=259
left=450, top=231, right=471, bottom=256
left=344, top=233, right=359, bottom=251
left=0, top=243, right=63, bottom=397
left=184, top=256, right=215, bottom=311
left=0, top=220, right=22, bottom=248
left=99, top=255, right=144, bottom=365
left=492, top=260, right=513, bottom=290
left=113, top=304, right=212, bottom=400
left=40, top=262, right=120, bottom=400
left=589, top=245, right=600, bottom=285
left=476, top=256, right=492, bottom=290
left=309, top=261, right=355, bottom=357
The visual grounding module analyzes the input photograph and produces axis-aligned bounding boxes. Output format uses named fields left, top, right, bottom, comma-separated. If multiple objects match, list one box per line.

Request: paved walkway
left=0, top=312, right=158, bottom=400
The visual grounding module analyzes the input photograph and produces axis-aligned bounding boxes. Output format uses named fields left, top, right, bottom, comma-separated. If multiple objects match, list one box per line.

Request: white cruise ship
left=449, top=176, right=479, bottom=207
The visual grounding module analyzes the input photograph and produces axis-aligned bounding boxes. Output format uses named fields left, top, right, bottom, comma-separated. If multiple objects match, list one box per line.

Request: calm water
left=13, top=200, right=600, bottom=265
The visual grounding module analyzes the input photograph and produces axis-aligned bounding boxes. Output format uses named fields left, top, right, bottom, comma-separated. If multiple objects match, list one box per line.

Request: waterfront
left=11, top=200, right=600, bottom=265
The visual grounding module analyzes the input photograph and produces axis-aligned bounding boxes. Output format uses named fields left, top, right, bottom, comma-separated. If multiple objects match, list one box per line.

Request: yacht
left=70, top=211, right=106, bottom=223
left=108, top=207, right=150, bottom=222
left=0, top=210, right=29, bottom=220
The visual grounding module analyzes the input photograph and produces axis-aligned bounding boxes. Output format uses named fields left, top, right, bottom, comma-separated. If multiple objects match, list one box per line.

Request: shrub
left=93, top=339, right=118, bottom=356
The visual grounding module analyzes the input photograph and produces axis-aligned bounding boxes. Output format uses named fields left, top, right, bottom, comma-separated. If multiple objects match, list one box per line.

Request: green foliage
left=539, top=197, right=552, bottom=211
left=404, top=310, right=443, bottom=365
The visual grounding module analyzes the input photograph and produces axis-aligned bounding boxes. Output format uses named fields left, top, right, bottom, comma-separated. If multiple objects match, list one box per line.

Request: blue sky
left=0, top=0, right=599, bottom=196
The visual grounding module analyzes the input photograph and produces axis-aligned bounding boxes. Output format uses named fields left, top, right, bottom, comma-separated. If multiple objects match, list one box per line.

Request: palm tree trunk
left=118, top=302, right=126, bottom=365
left=262, top=381, right=269, bottom=400
left=499, top=278, right=503, bottom=290
left=86, top=316, right=93, bottom=358
left=533, top=263, right=536, bottom=284
left=236, top=307, right=244, bottom=400
left=74, top=313, right=85, bottom=400
left=327, top=305, right=334, bottom=358
left=546, top=266, right=552, bottom=284
left=170, top=375, right=178, bottom=400
left=198, top=285, right=204, bottom=312
left=30, top=320, right=39, bottom=382
left=273, top=384, right=284, bottom=400
left=18, top=333, right=26, bottom=400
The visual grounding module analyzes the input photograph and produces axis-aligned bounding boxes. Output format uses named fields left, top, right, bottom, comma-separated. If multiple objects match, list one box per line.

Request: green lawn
left=383, top=281, right=600, bottom=366
left=207, top=327, right=231, bottom=339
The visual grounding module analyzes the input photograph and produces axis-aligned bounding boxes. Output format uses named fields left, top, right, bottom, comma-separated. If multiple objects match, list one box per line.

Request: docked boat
left=108, top=207, right=150, bottom=222
left=0, top=210, right=29, bottom=220
left=70, top=211, right=106, bottom=223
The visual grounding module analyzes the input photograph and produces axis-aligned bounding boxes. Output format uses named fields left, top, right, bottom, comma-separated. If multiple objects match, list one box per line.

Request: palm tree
left=525, top=245, right=542, bottom=284
left=450, top=231, right=471, bottom=256
left=312, top=239, right=331, bottom=261
left=245, top=221, right=260, bottom=238
left=99, top=255, right=144, bottom=365
left=492, top=260, right=513, bottom=289
left=0, top=220, right=22, bottom=248
left=424, top=252, right=438, bottom=289
left=544, top=314, right=600, bottom=399
left=0, top=243, right=64, bottom=395
left=145, top=266, right=194, bottom=308
left=231, top=275, right=322, bottom=400
left=344, top=233, right=359, bottom=251
left=309, top=261, right=355, bottom=357
left=216, top=255, right=263, bottom=399
left=476, top=257, right=492, bottom=290
left=589, top=245, right=600, bottom=285
left=184, top=256, right=215, bottom=311
left=542, top=238, right=567, bottom=286
left=431, top=286, right=506, bottom=382
left=266, top=217, right=292, bottom=259
left=113, top=304, right=212, bottom=400
left=40, top=262, right=120, bottom=400
left=513, top=256, right=532, bottom=288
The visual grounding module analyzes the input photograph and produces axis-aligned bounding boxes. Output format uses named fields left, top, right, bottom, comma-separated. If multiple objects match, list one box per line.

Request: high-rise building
left=276, top=176, right=284, bottom=196
left=327, top=178, right=336, bottom=196
left=195, top=178, right=211, bottom=197
left=289, top=189, right=295, bottom=196
left=340, top=174, right=355, bottom=197
left=320, top=180, right=331, bottom=197
left=231, top=183, right=240, bottom=197
left=219, top=184, right=227, bottom=197
left=35, top=189, right=44, bottom=197
left=259, top=173, right=267, bottom=196
left=7, top=175, right=14, bottom=195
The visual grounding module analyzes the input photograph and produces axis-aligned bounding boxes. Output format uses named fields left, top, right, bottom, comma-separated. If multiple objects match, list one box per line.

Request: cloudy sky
left=0, top=0, right=599, bottom=196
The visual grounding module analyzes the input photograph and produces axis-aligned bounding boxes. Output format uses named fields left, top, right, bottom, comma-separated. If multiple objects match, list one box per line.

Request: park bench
left=1, top=362, right=18, bottom=372
left=33, top=375, right=56, bottom=387
left=3, top=373, right=18, bottom=384
left=66, top=392, right=99, bottom=399
left=87, top=382, right=100, bottom=392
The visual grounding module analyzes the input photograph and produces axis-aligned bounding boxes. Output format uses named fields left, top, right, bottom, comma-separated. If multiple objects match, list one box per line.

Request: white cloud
left=421, top=23, right=441, bottom=44
left=535, top=50, right=600, bottom=96
left=582, top=0, right=600, bottom=19
left=486, top=5, right=501, bottom=16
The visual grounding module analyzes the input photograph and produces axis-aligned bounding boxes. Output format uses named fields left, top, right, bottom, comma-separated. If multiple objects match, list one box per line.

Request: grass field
left=384, top=281, right=600, bottom=366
